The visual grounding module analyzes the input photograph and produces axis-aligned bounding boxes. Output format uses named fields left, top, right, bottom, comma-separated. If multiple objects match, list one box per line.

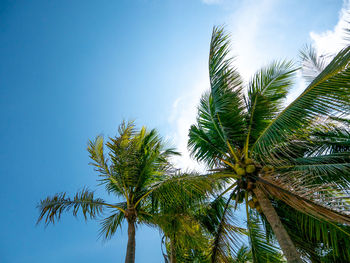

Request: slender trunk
left=253, top=187, right=302, bottom=263
left=170, top=236, right=177, bottom=263
left=125, top=219, right=136, bottom=263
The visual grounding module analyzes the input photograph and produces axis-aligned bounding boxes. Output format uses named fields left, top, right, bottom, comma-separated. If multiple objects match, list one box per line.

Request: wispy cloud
left=168, top=70, right=209, bottom=172
left=227, top=0, right=277, bottom=80
left=286, top=1, right=350, bottom=106
left=310, top=0, right=350, bottom=56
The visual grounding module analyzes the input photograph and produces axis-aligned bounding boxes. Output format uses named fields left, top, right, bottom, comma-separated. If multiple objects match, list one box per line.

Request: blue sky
left=0, top=0, right=347, bottom=262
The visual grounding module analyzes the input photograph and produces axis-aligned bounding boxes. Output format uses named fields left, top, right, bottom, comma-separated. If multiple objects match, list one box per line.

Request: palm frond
left=99, top=208, right=126, bottom=240
left=199, top=195, right=244, bottom=263
left=87, top=135, right=110, bottom=176
left=256, top=176, right=350, bottom=225
left=300, top=45, right=328, bottom=83
left=88, top=136, right=128, bottom=199
left=301, top=118, right=350, bottom=156
left=37, top=189, right=113, bottom=225
left=147, top=171, right=219, bottom=210
left=245, top=60, right=297, bottom=156
left=253, top=45, right=350, bottom=157
left=271, top=201, right=350, bottom=262
left=279, top=153, right=350, bottom=188
left=246, top=210, right=284, bottom=263
left=189, top=26, right=246, bottom=167
left=209, top=27, right=246, bottom=143
left=230, top=245, right=252, bottom=263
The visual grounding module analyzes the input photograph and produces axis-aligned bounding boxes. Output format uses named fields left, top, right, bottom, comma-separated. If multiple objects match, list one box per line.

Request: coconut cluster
left=232, top=158, right=274, bottom=214
left=230, top=158, right=275, bottom=214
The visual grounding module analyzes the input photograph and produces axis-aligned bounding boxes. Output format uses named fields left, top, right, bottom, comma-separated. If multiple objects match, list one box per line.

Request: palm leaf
left=189, top=26, right=246, bottom=167
left=253, top=45, right=350, bottom=157
left=198, top=195, right=244, bottom=263
left=300, top=45, right=328, bottom=84
left=246, top=210, right=284, bottom=263
left=245, top=60, right=297, bottom=156
left=36, top=189, right=120, bottom=225
left=271, top=201, right=350, bottom=262
left=255, top=177, right=350, bottom=225
left=99, top=209, right=126, bottom=240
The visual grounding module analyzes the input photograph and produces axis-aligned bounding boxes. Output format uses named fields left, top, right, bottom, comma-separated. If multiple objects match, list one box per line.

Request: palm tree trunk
left=253, top=187, right=302, bottom=263
left=170, top=236, right=177, bottom=263
left=125, top=219, right=136, bottom=263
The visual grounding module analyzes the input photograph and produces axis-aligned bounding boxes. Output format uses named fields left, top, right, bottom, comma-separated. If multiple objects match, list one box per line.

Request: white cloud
left=310, top=1, right=350, bottom=56
left=227, top=0, right=277, bottom=80
left=286, top=1, right=350, bottom=107
left=168, top=70, right=209, bottom=172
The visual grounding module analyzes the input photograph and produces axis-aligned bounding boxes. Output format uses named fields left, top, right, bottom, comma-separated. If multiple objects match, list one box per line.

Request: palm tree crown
left=188, top=26, right=350, bottom=262
left=37, top=121, right=180, bottom=263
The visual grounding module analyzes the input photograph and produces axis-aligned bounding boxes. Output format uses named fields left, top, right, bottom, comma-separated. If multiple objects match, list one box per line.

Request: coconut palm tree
left=188, top=27, right=350, bottom=262
left=37, top=121, right=180, bottom=263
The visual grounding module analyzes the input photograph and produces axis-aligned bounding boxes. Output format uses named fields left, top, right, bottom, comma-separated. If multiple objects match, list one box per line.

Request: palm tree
left=37, top=121, right=180, bottom=263
left=188, top=27, right=350, bottom=262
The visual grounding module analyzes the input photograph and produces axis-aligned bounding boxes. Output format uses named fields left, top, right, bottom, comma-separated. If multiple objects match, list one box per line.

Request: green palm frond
left=149, top=172, right=216, bottom=263
left=253, top=45, right=350, bottom=157
left=87, top=135, right=110, bottom=176
left=147, top=171, right=218, bottom=213
left=279, top=153, right=350, bottom=188
left=306, top=120, right=350, bottom=155
left=189, top=26, right=246, bottom=167
left=88, top=135, right=127, bottom=197
left=209, top=27, right=246, bottom=145
left=198, top=195, right=244, bottom=263
left=245, top=60, right=297, bottom=156
left=37, top=189, right=118, bottom=225
left=99, top=209, right=126, bottom=240
left=246, top=211, right=284, bottom=263
left=188, top=115, right=228, bottom=167
left=230, top=245, right=252, bottom=263
left=271, top=201, right=350, bottom=262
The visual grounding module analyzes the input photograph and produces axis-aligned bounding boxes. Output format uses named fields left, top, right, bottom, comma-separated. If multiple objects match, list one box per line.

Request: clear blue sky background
left=0, top=0, right=344, bottom=262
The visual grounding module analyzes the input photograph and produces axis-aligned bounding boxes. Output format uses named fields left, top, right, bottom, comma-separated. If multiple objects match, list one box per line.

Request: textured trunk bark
left=170, top=237, right=177, bottom=263
left=253, top=187, right=302, bottom=263
left=125, top=219, right=136, bottom=263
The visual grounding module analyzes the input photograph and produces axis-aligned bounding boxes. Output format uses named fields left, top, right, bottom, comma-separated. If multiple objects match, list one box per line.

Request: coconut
left=246, top=164, right=256, bottom=173
left=236, top=168, right=246, bottom=176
